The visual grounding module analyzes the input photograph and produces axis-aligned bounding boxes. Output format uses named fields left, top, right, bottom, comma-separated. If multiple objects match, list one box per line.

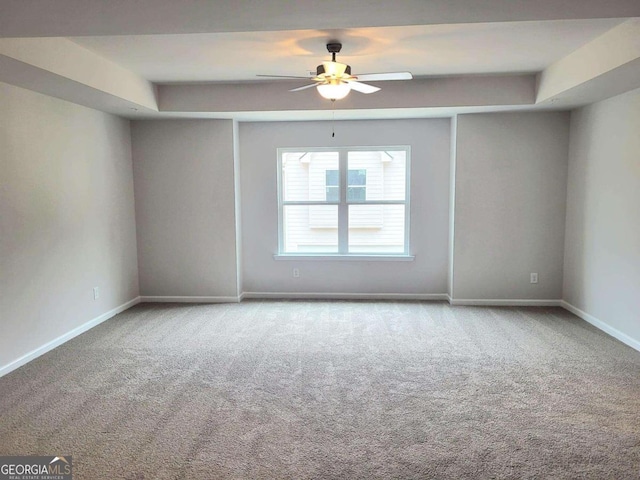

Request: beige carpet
left=1, top=301, right=639, bottom=479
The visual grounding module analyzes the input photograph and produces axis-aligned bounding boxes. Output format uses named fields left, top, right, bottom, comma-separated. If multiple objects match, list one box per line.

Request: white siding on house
left=308, top=153, right=339, bottom=201
left=284, top=205, right=338, bottom=252
left=307, top=153, right=339, bottom=228
left=282, top=151, right=311, bottom=201
left=349, top=205, right=405, bottom=253
left=348, top=151, right=406, bottom=200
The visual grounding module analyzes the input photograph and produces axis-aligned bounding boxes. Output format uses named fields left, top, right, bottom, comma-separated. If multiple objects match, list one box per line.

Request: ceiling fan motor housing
left=316, top=63, right=351, bottom=77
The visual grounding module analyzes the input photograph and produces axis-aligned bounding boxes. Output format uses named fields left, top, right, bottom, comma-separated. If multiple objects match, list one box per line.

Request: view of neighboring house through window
left=278, top=146, right=410, bottom=255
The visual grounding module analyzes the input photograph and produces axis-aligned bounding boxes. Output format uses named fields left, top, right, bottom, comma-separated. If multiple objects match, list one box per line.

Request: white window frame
left=276, top=146, right=412, bottom=259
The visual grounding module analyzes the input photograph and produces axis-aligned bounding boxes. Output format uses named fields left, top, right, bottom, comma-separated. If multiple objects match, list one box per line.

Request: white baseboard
left=450, top=298, right=563, bottom=307
left=561, top=301, right=640, bottom=352
left=139, top=296, right=241, bottom=303
left=241, top=292, right=449, bottom=301
left=0, top=296, right=141, bottom=378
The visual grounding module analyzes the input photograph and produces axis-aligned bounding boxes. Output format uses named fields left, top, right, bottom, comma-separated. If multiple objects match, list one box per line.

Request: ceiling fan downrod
left=317, top=42, right=351, bottom=78
left=326, top=42, right=342, bottom=62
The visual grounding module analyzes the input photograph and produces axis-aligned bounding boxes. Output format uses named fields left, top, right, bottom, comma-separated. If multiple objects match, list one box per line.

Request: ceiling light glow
left=317, top=82, right=351, bottom=100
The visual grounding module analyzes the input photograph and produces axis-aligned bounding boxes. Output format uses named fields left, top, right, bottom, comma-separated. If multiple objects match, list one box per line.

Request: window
left=278, top=146, right=410, bottom=256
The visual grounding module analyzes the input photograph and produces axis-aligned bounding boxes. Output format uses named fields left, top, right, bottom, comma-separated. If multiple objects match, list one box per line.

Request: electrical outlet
left=93, top=287, right=100, bottom=299
left=293, top=268, right=300, bottom=278
left=530, top=273, right=538, bottom=284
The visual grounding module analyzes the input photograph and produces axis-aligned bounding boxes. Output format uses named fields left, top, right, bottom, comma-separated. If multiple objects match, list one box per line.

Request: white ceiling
left=1, top=1, right=638, bottom=120
left=70, top=19, right=623, bottom=83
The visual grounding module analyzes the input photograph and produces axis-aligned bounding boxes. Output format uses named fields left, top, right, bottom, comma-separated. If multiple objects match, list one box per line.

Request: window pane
left=348, top=169, right=366, bottom=186
left=347, top=186, right=366, bottom=201
left=326, top=169, right=339, bottom=186
left=348, top=204, right=405, bottom=253
left=282, top=151, right=339, bottom=202
left=326, top=186, right=339, bottom=202
left=283, top=205, right=338, bottom=253
left=348, top=151, right=406, bottom=201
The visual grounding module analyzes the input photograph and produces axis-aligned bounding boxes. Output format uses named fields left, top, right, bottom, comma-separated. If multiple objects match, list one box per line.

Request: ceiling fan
left=257, top=42, right=413, bottom=101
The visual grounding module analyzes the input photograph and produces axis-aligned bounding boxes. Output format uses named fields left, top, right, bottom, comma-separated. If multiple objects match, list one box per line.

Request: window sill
left=273, top=254, right=415, bottom=262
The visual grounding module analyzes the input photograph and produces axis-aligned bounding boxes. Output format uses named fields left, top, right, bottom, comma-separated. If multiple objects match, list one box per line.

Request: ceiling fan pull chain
left=332, top=102, right=336, bottom=138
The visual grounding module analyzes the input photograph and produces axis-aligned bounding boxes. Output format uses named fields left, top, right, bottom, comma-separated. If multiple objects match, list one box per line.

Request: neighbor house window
left=327, top=169, right=366, bottom=202
left=325, top=170, right=339, bottom=202
left=278, top=146, right=410, bottom=255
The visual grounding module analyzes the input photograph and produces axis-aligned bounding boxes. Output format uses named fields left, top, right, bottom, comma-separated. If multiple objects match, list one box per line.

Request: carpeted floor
left=1, top=301, right=639, bottom=479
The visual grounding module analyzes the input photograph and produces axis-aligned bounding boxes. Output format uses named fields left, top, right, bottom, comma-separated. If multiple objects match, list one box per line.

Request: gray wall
left=0, top=82, right=139, bottom=370
left=563, top=88, right=640, bottom=344
left=452, top=112, right=570, bottom=301
left=239, top=119, right=451, bottom=295
left=131, top=119, right=239, bottom=298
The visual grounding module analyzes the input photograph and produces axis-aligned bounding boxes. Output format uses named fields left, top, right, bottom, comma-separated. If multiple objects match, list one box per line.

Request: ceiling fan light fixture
left=317, top=81, right=351, bottom=100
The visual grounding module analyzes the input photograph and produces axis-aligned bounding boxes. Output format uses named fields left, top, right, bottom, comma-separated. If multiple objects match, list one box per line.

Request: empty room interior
left=1, top=1, right=640, bottom=478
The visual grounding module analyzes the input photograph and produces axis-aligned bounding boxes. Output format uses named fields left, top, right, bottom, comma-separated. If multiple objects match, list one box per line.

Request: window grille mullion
left=338, top=150, right=348, bottom=254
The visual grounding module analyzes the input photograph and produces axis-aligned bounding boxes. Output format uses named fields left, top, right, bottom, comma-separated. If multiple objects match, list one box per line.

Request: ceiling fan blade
left=289, top=83, right=320, bottom=92
left=257, top=74, right=313, bottom=79
left=354, top=72, right=413, bottom=81
left=345, top=81, right=380, bottom=94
